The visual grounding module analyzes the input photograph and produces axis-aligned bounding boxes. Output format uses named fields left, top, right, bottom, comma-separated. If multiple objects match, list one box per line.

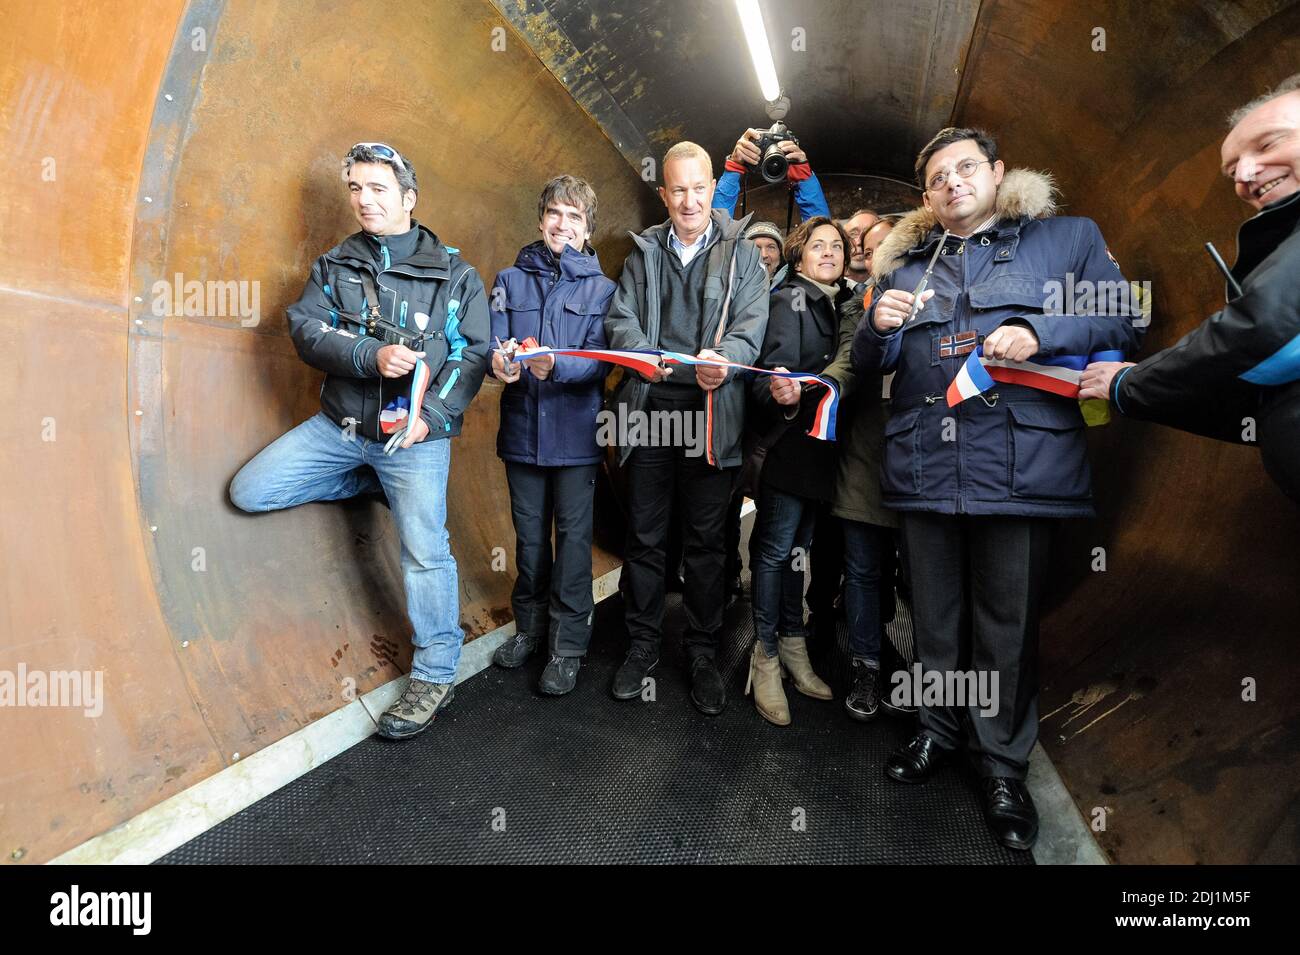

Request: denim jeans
left=229, top=412, right=463, bottom=683
left=750, top=483, right=817, bottom=656
left=841, top=519, right=893, bottom=663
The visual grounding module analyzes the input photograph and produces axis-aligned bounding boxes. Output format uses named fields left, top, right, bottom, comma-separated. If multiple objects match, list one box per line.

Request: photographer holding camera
left=230, top=142, right=490, bottom=741
left=713, top=125, right=831, bottom=249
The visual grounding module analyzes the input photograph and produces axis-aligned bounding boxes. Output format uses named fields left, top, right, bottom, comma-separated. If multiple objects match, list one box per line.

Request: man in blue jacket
left=230, top=143, right=490, bottom=740
left=488, top=176, right=616, bottom=694
left=852, top=128, right=1143, bottom=849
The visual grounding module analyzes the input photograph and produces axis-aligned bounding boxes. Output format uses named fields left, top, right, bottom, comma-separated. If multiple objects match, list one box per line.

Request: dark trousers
left=504, top=461, right=597, bottom=657
left=899, top=512, right=1052, bottom=780
left=623, top=413, right=737, bottom=660
left=724, top=486, right=745, bottom=586
left=841, top=519, right=893, bottom=662
left=1261, top=380, right=1300, bottom=505
left=750, top=484, right=817, bottom=655
left=805, top=500, right=844, bottom=622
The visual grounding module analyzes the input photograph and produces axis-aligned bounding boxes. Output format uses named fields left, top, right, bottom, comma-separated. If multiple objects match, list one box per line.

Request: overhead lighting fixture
left=735, top=0, right=781, bottom=103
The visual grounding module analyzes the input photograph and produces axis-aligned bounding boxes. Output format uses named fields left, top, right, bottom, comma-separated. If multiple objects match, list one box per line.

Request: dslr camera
left=753, top=122, right=799, bottom=183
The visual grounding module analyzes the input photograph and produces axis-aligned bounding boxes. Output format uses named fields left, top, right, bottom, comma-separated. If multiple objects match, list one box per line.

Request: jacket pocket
left=1007, top=402, right=1090, bottom=499
left=561, top=300, right=606, bottom=348
left=881, top=407, right=923, bottom=496
left=968, top=274, right=1048, bottom=311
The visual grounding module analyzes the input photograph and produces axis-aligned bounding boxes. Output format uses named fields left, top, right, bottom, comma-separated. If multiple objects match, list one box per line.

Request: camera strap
left=358, top=271, right=383, bottom=334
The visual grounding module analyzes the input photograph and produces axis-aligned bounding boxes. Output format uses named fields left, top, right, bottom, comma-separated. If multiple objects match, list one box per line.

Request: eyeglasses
left=350, top=142, right=406, bottom=171
left=926, top=158, right=991, bottom=192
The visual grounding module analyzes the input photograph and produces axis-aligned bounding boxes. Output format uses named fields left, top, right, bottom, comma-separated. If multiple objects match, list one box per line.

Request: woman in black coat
left=745, top=216, right=853, bottom=726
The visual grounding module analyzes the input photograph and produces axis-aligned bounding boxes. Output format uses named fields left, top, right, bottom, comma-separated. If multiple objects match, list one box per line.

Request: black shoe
left=611, top=646, right=658, bottom=700
left=844, top=659, right=880, bottom=722
left=538, top=654, right=580, bottom=695
left=688, top=656, right=726, bottom=716
left=885, top=732, right=951, bottom=783
left=982, top=777, right=1038, bottom=850
left=878, top=642, right=917, bottom=716
left=493, top=631, right=537, bottom=669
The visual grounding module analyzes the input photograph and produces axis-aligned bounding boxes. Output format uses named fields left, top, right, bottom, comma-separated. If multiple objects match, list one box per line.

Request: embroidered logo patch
left=939, top=330, right=980, bottom=358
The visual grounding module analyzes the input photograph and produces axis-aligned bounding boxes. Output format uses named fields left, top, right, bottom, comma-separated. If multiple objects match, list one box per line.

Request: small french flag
left=946, top=348, right=997, bottom=405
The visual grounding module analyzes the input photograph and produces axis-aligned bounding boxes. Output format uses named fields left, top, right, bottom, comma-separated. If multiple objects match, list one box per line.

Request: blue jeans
left=842, top=519, right=892, bottom=663
left=229, top=412, right=463, bottom=683
left=750, top=484, right=817, bottom=656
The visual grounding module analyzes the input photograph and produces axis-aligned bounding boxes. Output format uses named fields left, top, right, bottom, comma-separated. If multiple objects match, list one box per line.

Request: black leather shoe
left=611, top=646, right=658, bottom=700
left=884, top=733, right=951, bottom=783
left=538, top=654, right=580, bottom=695
left=981, top=776, right=1038, bottom=850
left=493, top=631, right=537, bottom=669
left=688, top=656, right=726, bottom=715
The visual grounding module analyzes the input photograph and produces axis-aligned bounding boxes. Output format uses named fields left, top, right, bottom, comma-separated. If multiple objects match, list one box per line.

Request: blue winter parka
left=490, top=240, right=616, bottom=466
left=851, top=170, right=1145, bottom=518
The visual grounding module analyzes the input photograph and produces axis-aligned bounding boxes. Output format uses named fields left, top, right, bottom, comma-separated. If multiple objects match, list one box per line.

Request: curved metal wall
left=1, top=0, right=1296, bottom=865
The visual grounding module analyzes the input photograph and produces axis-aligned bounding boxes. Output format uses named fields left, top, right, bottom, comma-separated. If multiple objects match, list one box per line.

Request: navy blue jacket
left=852, top=170, right=1144, bottom=518
left=490, top=241, right=616, bottom=466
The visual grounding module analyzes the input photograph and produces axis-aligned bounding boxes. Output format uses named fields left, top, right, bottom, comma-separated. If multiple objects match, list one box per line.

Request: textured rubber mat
left=159, top=587, right=1030, bottom=865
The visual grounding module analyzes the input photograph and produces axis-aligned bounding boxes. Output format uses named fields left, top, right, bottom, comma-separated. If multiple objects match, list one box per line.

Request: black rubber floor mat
left=159, top=593, right=1031, bottom=864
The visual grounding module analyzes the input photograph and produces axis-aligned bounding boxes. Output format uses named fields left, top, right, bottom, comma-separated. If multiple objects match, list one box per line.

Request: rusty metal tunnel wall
left=1, top=0, right=1297, bottom=865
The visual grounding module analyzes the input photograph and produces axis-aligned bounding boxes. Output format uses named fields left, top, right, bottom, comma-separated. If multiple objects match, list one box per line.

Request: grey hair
left=341, top=143, right=418, bottom=197
left=537, top=174, right=599, bottom=236
left=1228, top=73, right=1300, bottom=128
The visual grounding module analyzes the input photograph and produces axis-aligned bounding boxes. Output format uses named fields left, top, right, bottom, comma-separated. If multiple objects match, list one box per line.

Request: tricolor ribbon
left=946, top=347, right=1126, bottom=406
left=498, top=343, right=841, bottom=441
left=381, top=358, right=433, bottom=454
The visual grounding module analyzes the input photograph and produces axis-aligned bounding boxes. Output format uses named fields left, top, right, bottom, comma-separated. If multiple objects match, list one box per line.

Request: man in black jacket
left=230, top=143, right=490, bottom=739
left=1082, top=75, right=1300, bottom=503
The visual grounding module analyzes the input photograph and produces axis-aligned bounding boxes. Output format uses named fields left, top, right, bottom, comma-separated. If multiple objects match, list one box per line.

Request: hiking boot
left=493, top=631, right=537, bottom=669
left=377, top=678, right=455, bottom=740
left=538, top=654, right=581, bottom=695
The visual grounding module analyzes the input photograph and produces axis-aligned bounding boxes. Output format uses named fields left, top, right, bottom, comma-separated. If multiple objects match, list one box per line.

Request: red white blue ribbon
left=381, top=358, right=433, bottom=454
left=947, top=347, right=1125, bottom=406
left=502, top=345, right=841, bottom=441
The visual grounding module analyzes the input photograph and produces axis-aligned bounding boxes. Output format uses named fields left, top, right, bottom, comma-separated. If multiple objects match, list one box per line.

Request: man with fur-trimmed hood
left=851, top=127, right=1143, bottom=851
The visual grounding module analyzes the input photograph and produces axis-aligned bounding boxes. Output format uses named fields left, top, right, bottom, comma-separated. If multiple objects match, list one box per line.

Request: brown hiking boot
left=376, top=678, right=455, bottom=740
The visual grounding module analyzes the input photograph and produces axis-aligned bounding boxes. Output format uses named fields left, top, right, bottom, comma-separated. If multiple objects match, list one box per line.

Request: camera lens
left=760, top=146, right=788, bottom=183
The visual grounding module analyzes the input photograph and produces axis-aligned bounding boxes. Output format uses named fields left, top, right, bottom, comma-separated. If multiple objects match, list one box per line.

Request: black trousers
left=805, top=500, right=844, bottom=623
left=623, top=400, right=737, bottom=659
left=899, top=512, right=1053, bottom=780
left=504, top=461, right=597, bottom=657
left=1261, top=380, right=1300, bottom=505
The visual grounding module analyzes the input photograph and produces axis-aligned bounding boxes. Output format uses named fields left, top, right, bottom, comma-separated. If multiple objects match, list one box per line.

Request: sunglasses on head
left=351, top=142, right=406, bottom=171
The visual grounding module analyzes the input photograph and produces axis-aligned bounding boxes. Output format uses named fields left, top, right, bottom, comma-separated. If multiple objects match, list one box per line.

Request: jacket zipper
left=955, top=241, right=967, bottom=515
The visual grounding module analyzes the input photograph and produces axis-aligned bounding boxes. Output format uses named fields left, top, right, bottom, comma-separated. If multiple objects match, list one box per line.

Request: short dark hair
left=785, top=215, right=851, bottom=280
left=537, top=175, right=599, bottom=236
left=342, top=143, right=418, bottom=197
left=914, top=127, right=999, bottom=189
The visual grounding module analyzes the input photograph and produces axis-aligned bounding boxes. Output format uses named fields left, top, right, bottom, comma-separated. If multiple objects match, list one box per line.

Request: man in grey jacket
left=604, top=141, right=769, bottom=714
